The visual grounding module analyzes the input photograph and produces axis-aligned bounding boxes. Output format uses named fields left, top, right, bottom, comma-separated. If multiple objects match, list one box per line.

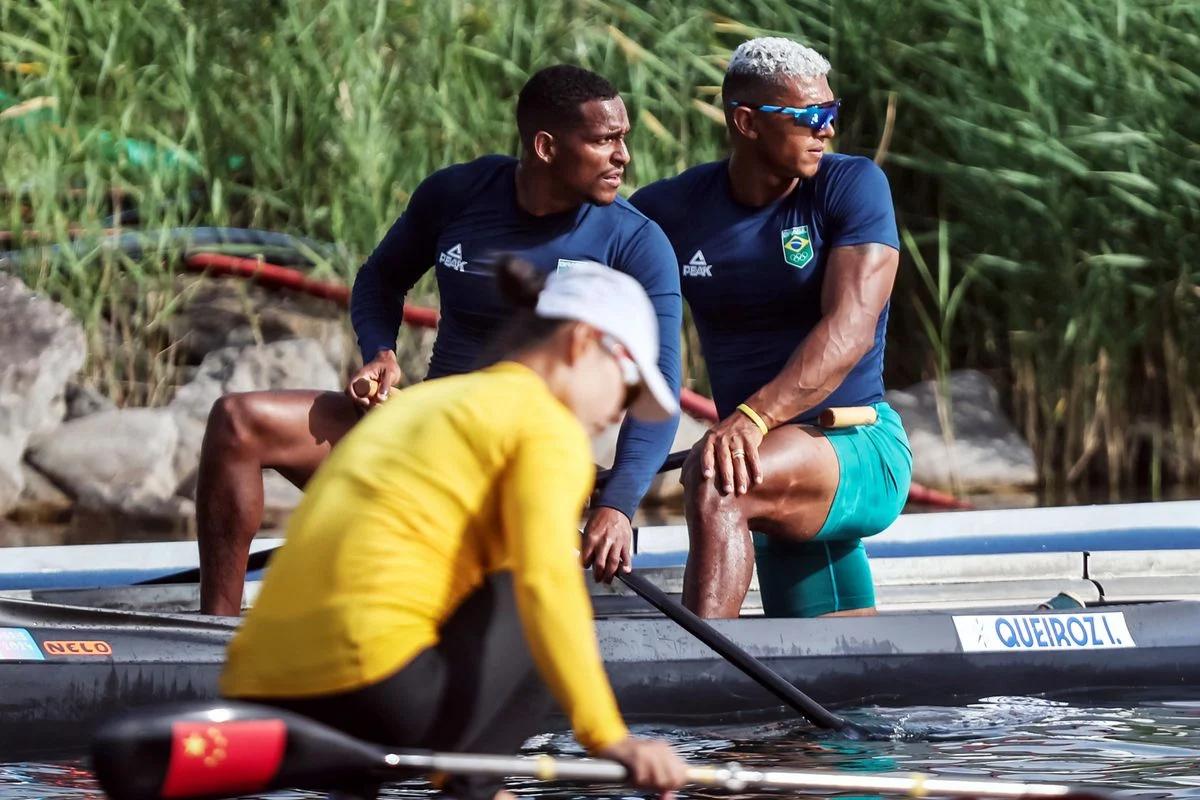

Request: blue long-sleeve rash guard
left=351, top=155, right=682, bottom=520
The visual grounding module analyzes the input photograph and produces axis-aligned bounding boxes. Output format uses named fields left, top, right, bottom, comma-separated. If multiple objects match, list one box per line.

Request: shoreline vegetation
left=1, top=0, right=1197, bottom=496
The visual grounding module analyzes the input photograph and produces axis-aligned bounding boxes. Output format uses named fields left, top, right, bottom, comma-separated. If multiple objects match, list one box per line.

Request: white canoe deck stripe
left=0, top=538, right=283, bottom=575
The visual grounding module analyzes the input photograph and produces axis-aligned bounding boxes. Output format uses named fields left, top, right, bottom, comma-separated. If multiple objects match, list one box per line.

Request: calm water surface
left=5, top=696, right=1198, bottom=800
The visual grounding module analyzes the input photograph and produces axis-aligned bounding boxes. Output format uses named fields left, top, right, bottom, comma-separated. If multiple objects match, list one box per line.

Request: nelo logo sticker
left=42, top=640, right=114, bottom=656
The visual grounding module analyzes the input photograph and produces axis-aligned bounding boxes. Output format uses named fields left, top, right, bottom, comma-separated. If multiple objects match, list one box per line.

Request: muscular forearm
left=743, top=311, right=875, bottom=428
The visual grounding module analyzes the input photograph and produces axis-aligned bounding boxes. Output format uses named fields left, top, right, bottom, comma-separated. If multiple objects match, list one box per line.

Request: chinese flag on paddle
left=161, top=719, right=286, bottom=798
left=93, top=701, right=395, bottom=800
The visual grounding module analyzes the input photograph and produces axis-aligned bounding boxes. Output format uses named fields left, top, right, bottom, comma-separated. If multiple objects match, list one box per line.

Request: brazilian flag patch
left=781, top=225, right=814, bottom=269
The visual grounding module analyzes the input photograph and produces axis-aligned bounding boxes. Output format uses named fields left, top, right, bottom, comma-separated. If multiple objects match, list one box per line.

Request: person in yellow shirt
left=220, top=257, right=686, bottom=800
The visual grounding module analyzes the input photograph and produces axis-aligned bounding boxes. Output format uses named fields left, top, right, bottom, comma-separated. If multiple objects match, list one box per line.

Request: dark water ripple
left=4, top=698, right=1198, bottom=800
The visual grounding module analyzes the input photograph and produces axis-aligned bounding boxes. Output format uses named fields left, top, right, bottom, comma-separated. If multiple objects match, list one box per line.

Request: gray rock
left=11, top=461, right=73, bottom=521
left=25, top=408, right=180, bottom=509
left=394, top=324, right=438, bottom=384
left=0, top=468, right=18, bottom=521
left=0, top=519, right=71, bottom=548
left=170, top=279, right=356, bottom=374
left=169, top=337, right=343, bottom=422
left=168, top=338, right=343, bottom=488
left=886, top=370, right=1037, bottom=492
left=65, top=382, right=116, bottom=420
left=0, top=274, right=86, bottom=514
left=67, top=494, right=196, bottom=541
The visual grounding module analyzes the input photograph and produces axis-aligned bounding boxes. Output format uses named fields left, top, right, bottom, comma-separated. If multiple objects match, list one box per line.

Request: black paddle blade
left=91, top=701, right=395, bottom=800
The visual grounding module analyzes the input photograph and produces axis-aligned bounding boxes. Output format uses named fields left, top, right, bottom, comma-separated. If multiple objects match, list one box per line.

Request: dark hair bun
left=495, top=255, right=546, bottom=309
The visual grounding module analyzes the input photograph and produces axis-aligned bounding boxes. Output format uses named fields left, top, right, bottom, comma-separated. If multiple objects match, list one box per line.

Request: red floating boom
left=184, top=253, right=439, bottom=328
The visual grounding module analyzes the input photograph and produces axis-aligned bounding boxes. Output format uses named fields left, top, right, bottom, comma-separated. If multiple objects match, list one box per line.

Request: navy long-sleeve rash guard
left=351, top=155, right=682, bottom=520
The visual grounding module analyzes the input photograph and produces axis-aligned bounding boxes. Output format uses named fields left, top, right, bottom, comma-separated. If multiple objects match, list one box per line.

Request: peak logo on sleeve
left=438, top=243, right=468, bottom=271
left=683, top=250, right=712, bottom=278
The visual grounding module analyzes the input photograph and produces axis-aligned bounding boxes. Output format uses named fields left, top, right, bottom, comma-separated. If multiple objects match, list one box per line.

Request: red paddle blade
left=91, top=701, right=394, bottom=800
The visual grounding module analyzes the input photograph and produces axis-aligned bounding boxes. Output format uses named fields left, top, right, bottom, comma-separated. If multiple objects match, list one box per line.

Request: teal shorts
left=753, top=402, right=912, bottom=617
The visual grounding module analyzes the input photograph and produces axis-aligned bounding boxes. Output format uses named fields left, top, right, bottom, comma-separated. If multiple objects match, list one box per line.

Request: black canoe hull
left=2, top=598, right=1199, bottom=758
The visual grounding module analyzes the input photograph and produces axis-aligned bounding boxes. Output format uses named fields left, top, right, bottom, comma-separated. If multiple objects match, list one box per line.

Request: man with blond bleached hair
left=632, top=37, right=912, bottom=619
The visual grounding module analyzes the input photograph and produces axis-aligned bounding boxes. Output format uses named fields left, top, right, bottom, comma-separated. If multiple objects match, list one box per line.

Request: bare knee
left=204, top=393, right=265, bottom=456
left=682, top=459, right=739, bottom=519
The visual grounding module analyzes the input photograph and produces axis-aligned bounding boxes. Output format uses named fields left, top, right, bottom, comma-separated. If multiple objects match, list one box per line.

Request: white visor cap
left=534, top=262, right=678, bottom=423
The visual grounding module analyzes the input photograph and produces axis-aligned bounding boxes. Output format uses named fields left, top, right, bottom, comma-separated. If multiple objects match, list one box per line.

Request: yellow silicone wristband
left=736, top=403, right=769, bottom=436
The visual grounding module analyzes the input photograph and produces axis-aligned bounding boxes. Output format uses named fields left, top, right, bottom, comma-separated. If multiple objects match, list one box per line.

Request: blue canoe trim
left=632, top=527, right=1200, bottom=569
left=869, top=527, right=1200, bottom=558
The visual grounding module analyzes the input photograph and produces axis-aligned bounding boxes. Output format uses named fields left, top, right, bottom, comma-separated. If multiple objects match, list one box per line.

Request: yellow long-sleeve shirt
left=220, top=362, right=628, bottom=751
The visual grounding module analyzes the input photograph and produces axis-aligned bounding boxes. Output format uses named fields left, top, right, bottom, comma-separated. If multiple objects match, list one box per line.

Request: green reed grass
left=832, top=0, right=1200, bottom=492
left=1, top=0, right=1197, bottom=492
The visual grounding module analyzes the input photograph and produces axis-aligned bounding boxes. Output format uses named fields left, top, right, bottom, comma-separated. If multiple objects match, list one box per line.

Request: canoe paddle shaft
left=389, top=752, right=1108, bottom=798
left=617, top=570, right=871, bottom=736
left=91, top=701, right=1113, bottom=800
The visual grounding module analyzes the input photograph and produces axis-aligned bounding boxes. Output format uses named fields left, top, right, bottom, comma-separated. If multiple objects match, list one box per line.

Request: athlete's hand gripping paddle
left=346, top=350, right=402, bottom=407
left=351, top=377, right=386, bottom=402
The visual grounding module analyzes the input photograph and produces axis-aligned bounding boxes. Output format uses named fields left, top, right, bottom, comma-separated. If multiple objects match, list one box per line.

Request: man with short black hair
left=197, top=64, right=682, bottom=616
left=632, top=38, right=911, bottom=619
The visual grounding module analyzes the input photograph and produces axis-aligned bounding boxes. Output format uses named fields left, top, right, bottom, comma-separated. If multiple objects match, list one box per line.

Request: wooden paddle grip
left=352, top=376, right=399, bottom=402
left=818, top=406, right=878, bottom=428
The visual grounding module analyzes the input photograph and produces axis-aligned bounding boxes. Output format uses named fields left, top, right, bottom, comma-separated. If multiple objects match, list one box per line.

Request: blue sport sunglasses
left=726, top=99, right=841, bottom=133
